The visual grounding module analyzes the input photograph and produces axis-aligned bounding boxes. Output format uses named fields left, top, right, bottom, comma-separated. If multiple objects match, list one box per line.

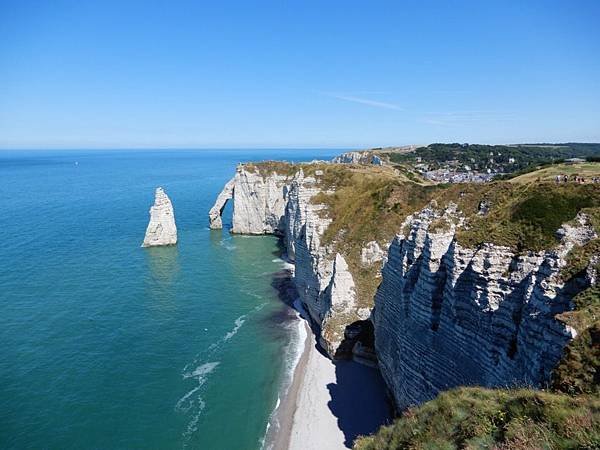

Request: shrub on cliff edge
left=353, top=387, right=600, bottom=450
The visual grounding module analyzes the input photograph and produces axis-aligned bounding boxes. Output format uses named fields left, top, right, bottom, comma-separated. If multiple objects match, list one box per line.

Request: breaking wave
left=177, top=303, right=267, bottom=446
left=261, top=298, right=307, bottom=449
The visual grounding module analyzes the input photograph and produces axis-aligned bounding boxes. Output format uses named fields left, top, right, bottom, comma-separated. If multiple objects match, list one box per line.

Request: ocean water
left=0, top=149, right=335, bottom=449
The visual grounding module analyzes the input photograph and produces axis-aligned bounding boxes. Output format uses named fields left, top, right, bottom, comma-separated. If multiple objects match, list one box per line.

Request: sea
left=0, top=149, right=336, bottom=449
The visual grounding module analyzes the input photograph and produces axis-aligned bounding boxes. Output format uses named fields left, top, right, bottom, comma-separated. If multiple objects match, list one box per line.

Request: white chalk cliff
left=142, top=187, right=177, bottom=247
left=209, top=165, right=291, bottom=234
left=210, top=163, right=596, bottom=412
left=332, top=151, right=382, bottom=165
left=373, top=207, right=596, bottom=409
left=210, top=165, right=363, bottom=356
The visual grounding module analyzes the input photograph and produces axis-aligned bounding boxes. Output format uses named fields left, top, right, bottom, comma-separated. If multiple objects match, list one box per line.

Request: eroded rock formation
left=210, top=165, right=364, bottom=356
left=210, top=163, right=596, bottom=413
left=208, top=178, right=234, bottom=229
left=372, top=207, right=596, bottom=409
left=142, top=187, right=177, bottom=247
left=332, top=151, right=382, bottom=165
left=209, top=165, right=292, bottom=234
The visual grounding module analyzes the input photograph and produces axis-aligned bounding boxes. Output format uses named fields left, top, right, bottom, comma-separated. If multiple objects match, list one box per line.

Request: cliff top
left=237, top=160, right=600, bottom=312
left=354, top=386, right=600, bottom=450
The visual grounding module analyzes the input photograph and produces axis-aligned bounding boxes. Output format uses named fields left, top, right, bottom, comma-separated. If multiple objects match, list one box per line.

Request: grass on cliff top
left=305, top=163, right=599, bottom=310
left=453, top=183, right=600, bottom=252
left=310, top=165, right=443, bottom=306
left=553, top=286, right=600, bottom=396
left=354, top=387, right=600, bottom=450
left=508, top=162, right=600, bottom=184
left=243, top=160, right=303, bottom=177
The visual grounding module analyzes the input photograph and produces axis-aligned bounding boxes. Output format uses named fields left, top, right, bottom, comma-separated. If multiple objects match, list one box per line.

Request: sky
left=0, top=0, right=599, bottom=149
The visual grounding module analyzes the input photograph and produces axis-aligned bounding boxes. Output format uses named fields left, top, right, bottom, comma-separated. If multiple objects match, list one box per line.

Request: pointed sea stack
left=142, top=187, right=177, bottom=247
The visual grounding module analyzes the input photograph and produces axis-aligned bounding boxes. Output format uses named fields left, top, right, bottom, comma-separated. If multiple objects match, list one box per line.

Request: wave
left=178, top=361, right=219, bottom=448
left=261, top=302, right=307, bottom=449
left=177, top=303, right=267, bottom=445
left=181, top=398, right=206, bottom=448
left=176, top=362, right=220, bottom=413
left=218, top=237, right=237, bottom=251
left=224, top=315, right=246, bottom=341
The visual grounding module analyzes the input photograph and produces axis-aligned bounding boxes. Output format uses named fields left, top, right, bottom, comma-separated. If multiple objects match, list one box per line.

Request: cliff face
left=209, top=165, right=291, bottom=234
left=332, top=151, right=382, bottom=165
left=210, top=162, right=596, bottom=411
left=210, top=165, right=365, bottom=356
left=142, top=187, right=177, bottom=247
left=372, top=206, right=596, bottom=409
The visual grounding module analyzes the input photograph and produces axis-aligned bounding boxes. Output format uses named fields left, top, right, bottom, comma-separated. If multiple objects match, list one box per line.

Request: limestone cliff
left=210, top=164, right=364, bottom=356
left=210, top=162, right=598, bottom=412
left=372, top=206, right=597, bottom=409
left=332, top=151, right=382, bottom=165
left=142, top=187, right=177, bottom=247
left=209, top=164, right=291, bottom=234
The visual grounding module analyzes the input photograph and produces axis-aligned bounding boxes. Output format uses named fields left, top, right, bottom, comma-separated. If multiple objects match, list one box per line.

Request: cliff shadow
left=326, top=360, right=393, bottom=448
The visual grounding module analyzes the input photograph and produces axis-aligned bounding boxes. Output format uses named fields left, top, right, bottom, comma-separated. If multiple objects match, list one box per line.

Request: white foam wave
left=182, top=398, right=206, bottom=448
left=176, top=362, right=220, bottom=413
left=178, top=304, right=268, bottom=444
left=224, top=315, right=246, bottom=341
left=261, top=303, right=307, bottom=449
left=184, top=361, right=220, bottom=379
left=241, top=290, right=264, bottom=300
left=175, top=298, right=267, bottom=448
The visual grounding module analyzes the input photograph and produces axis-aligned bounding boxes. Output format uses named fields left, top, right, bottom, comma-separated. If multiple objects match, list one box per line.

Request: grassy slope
left=246, top=160, right=600, bottom=447
left=509, top=162, right=600, bottom=183
left=247, top=161, right=599, bottom=313
left=309, top=164, right=600, bottom=306
left=354, top=387, right=600, bottom=450
left=344, top=165, right=600, bottom=450
left=247, top=161, right=600, bottom=449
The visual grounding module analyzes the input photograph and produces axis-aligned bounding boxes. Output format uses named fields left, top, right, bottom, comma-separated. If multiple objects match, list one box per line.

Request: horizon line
left=1, top=141, right=599, bottom=152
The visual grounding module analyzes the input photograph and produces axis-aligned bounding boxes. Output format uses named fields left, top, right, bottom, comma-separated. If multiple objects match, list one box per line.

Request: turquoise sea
left=0, top=149, right=335, bottom=449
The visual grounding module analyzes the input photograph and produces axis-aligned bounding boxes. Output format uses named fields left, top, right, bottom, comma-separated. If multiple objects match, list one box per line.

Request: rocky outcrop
left=282, top=169, right=364, bottom=355
left=361, top=241, right=386, bottom=267
left=372, top=206, right=596, bottom=410
left=210, top=165, right=291, bottom=234
left=142, top=187, right=177, bottom=247
left=210, top=162, right=596, bottom=410
left=332, top=151, right=382, bottom=165
left=209, top=165, right=364, bottom=356
left=208, top=178, right=235, bottom=229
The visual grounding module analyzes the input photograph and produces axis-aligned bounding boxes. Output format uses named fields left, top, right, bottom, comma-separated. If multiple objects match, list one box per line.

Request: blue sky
left=1, top=0, right=599, bottom=149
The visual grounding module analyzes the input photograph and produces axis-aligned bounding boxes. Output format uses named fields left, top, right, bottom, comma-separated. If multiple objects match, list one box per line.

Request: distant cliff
left=210, top=163, right=367, bottom=356
left=209, top=159, right=599, bottom=413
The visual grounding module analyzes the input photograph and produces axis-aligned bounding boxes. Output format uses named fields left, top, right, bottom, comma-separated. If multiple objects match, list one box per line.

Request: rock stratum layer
left=373, top=206, right=596, bottom=409
left=210, top=164, right=365, bottom=356
left=210, top=162, right=597, bottom=412
left=142, top=187, right=177, bottom=247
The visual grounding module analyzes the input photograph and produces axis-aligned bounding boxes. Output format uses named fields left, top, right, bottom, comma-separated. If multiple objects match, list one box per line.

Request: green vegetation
left=310, top=164, right=442, bottom=304
left=308, top=162, right=600, bottom=448
left=306, top=163, right=600, bottom=308
left=248, top=157, right=600, bottom=448
left=507, top=162, right=600, bottom=183
left=354, top=387, right=600, bottom=450
left=244, top=160, right=301, bottom=176
left=553, top=287, right=600, bottom=396
left=456, top=184, right=599, bottom=251
left=384, top=143, right=600, bottom=175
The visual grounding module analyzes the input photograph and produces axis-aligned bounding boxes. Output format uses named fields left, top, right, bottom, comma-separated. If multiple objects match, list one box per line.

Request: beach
left=268, top=320, right=392, bottom=450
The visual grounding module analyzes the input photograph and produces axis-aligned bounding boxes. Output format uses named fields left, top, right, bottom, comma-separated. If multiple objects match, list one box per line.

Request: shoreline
left=265, top=261, right=392, bottom=450
left=266, top=320, right=311, bottom=450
